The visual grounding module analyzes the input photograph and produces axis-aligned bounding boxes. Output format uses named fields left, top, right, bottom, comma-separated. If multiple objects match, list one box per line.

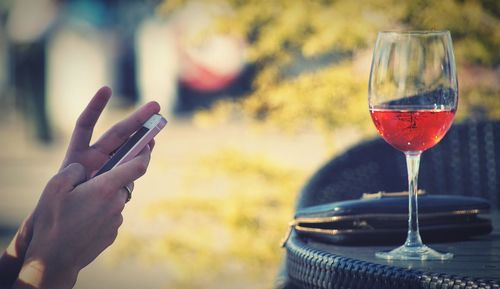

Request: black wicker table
left=285, top=212, right=500, bottom=289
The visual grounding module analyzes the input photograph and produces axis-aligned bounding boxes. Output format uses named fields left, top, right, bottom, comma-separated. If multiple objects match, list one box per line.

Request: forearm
left=10, top=255, right=78, bottom=289
left=0, top=251, right=24, bottom=288
left=0, top=223, right=32, bottom=288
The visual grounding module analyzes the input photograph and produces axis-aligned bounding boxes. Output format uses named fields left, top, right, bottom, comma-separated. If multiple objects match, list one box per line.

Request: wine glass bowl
left=370, top=106, right=456, bottom=152
left=368, top=31, right=458, bottom=260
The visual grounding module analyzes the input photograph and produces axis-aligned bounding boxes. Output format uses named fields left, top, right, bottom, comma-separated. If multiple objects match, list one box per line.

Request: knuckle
left=47, top=174, right=66, bottom=192
left=113, top=199, right=126, bottom=214
left=105, top=231, right=118, bottom=248
left=66, top=162, right=86, bottom=176
left=115, top=214, right=124, bottom=228
left=108, top=217, right=122, bottom=239
left=103, top=190, right=126, bottom=213
left=113, top=229, right=119, bottom=240
left=136, top=162, right=147, bottom=176
left=111, top=230, right=118, bottom=241
left=58, top=163, right=86, bottom=186
left=68, top=162, right=85, bottom=171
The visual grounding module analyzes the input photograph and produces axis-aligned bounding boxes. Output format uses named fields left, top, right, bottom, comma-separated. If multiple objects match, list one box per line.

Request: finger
left=61, top=163, right=88, bottom=188
left=91, top=101, right=160, bottom=155
left=148, top=139, right=155, bottom=152
left=67, top=87, right=112, bottom=152
left=113, top=182, right=134, bottom=213
left=125, top=182, right=134, bottom=192
left=47, top=163, right=87, bottom=193
left=92, top=145, right=151, bottom=195
left=121, top=182, right=134, bottom=203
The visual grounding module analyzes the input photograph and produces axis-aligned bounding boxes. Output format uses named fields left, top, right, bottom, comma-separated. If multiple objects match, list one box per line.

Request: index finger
left=91, top=145, right=151, bottom=196
left=67, top=86, right=112, bottom=152
left=91, top=101, right=160, bottom=155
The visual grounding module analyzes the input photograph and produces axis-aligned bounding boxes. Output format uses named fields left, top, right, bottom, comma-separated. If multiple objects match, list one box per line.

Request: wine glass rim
left=378, top=30, right=450, bottom=36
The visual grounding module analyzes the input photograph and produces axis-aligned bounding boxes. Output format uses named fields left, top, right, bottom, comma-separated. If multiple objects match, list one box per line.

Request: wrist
left=8, top=214, right=34, bottom=259
left=14, top=256, right=79, bottom=289
left=17, top=241, right=80, bottom=289
left=0, top=215, right=35, bottom=288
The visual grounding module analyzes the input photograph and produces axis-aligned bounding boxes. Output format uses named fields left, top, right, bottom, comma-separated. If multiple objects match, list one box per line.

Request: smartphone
left=93, top=114, right=167, bottom=177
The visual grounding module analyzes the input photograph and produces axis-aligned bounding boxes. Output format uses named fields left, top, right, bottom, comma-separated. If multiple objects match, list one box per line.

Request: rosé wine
left=370, top=108, right=455, bottom=152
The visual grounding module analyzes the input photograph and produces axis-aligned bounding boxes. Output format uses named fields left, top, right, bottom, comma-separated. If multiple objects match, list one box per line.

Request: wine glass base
left=375, top=244, right=453, bottom=261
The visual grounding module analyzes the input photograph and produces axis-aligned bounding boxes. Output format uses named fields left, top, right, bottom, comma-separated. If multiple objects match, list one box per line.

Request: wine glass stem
left=404, top=152, right=423, bottom=248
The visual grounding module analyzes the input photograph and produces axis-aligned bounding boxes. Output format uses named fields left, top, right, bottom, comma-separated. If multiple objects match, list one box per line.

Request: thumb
left=46, top=163, right=87, bottom=193
left=91, top=145, right=151, bottom=196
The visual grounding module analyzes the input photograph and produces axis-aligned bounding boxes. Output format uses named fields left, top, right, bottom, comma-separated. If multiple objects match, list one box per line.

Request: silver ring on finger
left=124, top=184, right=133, bottom=203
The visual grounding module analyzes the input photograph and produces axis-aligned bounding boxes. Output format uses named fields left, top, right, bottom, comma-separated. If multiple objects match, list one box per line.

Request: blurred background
left=0, top=0, right=498, bottom=288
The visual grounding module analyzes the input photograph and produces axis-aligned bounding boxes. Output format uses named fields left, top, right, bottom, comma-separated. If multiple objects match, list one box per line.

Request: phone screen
left=94, top=127, right=150, bottom=177
left=92, top=114, right=167, bottom=178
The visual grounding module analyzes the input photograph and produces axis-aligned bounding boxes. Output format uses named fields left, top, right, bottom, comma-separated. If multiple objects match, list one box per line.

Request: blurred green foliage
left=163, top=0, right=499, bottom=132
left=113, top=149, right=306, bottom=289
left=113, top=1, right=499, bottom=288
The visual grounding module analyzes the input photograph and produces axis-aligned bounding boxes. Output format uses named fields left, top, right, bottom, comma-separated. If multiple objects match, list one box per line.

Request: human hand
left=13, top=145, right=151, bottom=289
left=0, top=214, right=34, bottom=288
left=61, top=86, right=160, bottom=176
left=4, top=86, right=160, bottom=288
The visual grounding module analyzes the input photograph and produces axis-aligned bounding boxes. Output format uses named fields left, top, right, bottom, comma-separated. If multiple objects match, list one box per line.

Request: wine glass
left=368, top=30, right=458, bottom=260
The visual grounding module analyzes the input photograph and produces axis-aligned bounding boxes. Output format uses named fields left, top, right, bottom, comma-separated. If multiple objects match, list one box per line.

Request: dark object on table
left=277, top=120, right=500, bottom=289
left=286, top=194, right=492, bottom=246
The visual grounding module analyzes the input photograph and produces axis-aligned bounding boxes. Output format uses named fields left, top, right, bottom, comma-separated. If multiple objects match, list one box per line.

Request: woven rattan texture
left=285, top=120, right=500, bottom=289
left=297, top=120, right=500, bottom=210
left=286, top=233, right=500, bottom=289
